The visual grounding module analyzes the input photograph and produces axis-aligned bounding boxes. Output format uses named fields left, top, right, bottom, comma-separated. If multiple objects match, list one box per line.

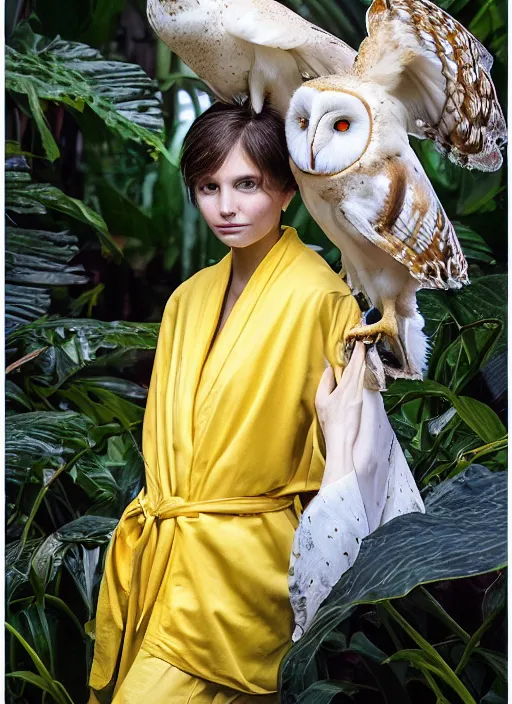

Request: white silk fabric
left=289, top=341, right=425, bottom=641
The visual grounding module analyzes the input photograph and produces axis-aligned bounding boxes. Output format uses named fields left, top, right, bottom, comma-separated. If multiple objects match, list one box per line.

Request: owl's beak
left=308, top=125, right=318, bottom=171
left=308, top=120, right=325, bottom=171
left=308, top=120, right=330, bottom=171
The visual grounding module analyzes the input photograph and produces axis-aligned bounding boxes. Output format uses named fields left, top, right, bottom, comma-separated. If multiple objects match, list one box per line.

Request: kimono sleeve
left=302, top=290, right=361, bottom=496
left=141, top=294, right=179, bottom=473
left=325, top=289, right=362, bottom=380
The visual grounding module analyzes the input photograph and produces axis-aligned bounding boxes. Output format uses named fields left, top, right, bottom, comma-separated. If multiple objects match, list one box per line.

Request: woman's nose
left=219, top=191, right=236, bottom=218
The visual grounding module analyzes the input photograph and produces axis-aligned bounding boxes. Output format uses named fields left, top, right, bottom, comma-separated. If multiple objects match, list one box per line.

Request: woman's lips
left=215, top=224, right=249, bottom=232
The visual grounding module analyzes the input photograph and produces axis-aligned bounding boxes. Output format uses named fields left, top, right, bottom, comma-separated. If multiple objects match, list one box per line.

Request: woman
left=89, top=101, right=360, bottom=703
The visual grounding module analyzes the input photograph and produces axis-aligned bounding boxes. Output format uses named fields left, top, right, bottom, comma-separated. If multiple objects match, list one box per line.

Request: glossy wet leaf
left=296, top=679, right=361, bottom=703
left=6, top=228, right=87, bottom=286
left=5, top=284, right=51, bottom=331
left=72, top=434, right=144, bottom=516
left=280, top=466, right=507, bottom=699
left=5, top=411, right=94, bottom=486
left=385, top=380, right=506, bottom=443
left=7, top=318, right=159, bottom=389
left=7, top=23, right=171, bottom=162
left=5, top=157, right=120, bottom=258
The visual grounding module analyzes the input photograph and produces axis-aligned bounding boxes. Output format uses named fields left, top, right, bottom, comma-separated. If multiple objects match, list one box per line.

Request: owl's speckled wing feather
left=224, top=0, right=356, bottom=77
left=340, top=153, right=468, bottom=289
left=147, top=0, right=355, bottom=115
left=356, top=0, right=506, bottom=171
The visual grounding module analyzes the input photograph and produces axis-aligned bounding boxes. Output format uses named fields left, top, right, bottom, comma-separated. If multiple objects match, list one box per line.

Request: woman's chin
left=213, top=229, right=258, bottom=248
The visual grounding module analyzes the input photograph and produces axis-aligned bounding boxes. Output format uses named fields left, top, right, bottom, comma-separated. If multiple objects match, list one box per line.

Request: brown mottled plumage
left=148, top=0, right=505, bottom=378
left=283, top=0, right=504, bottom=378
left=360, top=0, right=506, bottom=171
left=147, top=0, right=356, bottom=115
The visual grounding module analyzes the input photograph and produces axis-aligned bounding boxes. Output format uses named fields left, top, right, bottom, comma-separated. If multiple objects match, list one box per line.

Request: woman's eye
left=200, top=183, right=218, bottom=193
left=238, top=180, right=257, bottom=190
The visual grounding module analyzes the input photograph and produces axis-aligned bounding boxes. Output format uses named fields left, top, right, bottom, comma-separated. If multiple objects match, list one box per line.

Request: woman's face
left=195, top=141, right=294, bottom=249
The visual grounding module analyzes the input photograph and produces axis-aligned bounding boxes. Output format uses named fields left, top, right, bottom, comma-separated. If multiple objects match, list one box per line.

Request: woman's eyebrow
left=233, top=173, right=260, bottom=182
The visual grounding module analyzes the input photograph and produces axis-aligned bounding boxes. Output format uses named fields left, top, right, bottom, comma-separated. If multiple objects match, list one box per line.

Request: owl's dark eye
left=334, top=119, right=350, bottom=132
left=298, top=117, right=309, bottom=130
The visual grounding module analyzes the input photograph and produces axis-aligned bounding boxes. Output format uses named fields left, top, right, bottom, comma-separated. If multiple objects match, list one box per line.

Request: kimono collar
left=193, top=225, right=300, bottom=410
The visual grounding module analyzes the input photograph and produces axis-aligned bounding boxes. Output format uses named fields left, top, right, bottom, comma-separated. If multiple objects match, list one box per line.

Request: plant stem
left=454, top=608, right=503, bottom=676
left=20, top=447, right=91, bottom=550
left=418, top=587, right=471, bottom=643
left=383, top=601, right=477, bottom=704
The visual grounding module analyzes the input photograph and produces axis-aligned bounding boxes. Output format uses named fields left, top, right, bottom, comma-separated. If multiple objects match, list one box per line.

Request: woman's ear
left=282, top=190, right=296, bottom=213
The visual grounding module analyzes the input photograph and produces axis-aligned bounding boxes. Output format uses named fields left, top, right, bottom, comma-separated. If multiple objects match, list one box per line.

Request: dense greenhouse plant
left=5, top=0, right=506, bottom=702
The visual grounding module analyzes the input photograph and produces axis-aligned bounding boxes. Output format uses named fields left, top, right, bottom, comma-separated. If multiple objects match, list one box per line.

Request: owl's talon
left=347, top=319, right=398, bottom=343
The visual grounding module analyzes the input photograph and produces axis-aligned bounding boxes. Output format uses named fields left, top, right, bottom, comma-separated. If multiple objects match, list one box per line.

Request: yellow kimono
left=89, top=226, right=360, bottom=700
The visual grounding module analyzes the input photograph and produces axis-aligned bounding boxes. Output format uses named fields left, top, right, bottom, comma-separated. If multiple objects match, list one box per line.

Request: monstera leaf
left=5, top=226, right=88, bottom=329
left=280, top=466, right=507, bottom=701
left=5, top=284, right=51, bottom=331
left=6, top=318, right=159, bottom=391
left=5, top=411, right=94, bottom=487
left=418, top=274, right=507, bottom=353
left=6, top=156, right=120, bottom=258
left=6, top=23, right=171, bottom=162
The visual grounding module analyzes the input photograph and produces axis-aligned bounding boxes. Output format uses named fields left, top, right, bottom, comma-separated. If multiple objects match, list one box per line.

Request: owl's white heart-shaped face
left=286, top=87, right=372, bottom=175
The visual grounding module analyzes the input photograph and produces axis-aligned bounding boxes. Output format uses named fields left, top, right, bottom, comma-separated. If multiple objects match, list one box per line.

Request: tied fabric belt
left=133, top=493, right=294, bottom=522
left=89, top=491, right=296, bottom=692
left=122, top=492, right=295, bottom=632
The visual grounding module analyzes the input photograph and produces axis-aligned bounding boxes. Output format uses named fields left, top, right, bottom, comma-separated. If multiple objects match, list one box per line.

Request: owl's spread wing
left=355, top=0, right=506, bottom=171
left=224, top=0, right=356, bottom=77
left=223, top=0, right=356, bottom=113
left=341, top=156, right=468, bottom=289
left=148, top=0, right=355, bottom=115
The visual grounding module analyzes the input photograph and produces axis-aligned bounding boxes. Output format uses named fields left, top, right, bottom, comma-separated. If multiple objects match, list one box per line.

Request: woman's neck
left=229, top=225, right=282, bottom=297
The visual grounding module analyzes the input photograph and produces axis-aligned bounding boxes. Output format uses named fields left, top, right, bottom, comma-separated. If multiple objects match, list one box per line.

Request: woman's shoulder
left=163, top=256, right=228, bottom=308
left=286, top=232, right=352, bottom=299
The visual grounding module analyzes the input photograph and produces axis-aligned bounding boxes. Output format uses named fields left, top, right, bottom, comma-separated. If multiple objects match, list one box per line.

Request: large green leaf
left=453, top=224, right=496, bottom=265
left=5, top=226, right=88, bottom=328
left=5, top=284, right=51, bottom=330
left=6, top=623, right=74, bottom=704
left=5, top=411, right=94, bottom=486
left=5, top=380, right=33, bottom=413
left=385, top=380, right=506, bottom=444
left=6, top=228, right=87, bottom=286
left=33, top=0, right=125, bottom=47
left=72, top=433, right=144, bottom=516
left=30, top=516, right=117, bottom=603
left=7, top=318, right=159, bottom=389
left=57, top=378, right=145, bottom=426
left=418, top=275, right=507, bottom=355
left=6, top=155, right=121, bottom=258
left=7, top=23, right=171, bottom=162
left=6, top=539, right=44, bottom=605
left=280, top=466, right=507, bottom=700
left=456, top=169, right=505, bottom=216
left=295, top=680, right=360, bottom=702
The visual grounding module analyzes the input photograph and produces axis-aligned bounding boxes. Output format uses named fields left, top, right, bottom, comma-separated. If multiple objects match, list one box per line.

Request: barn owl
left=147, top=0, right=356, bottom=116
left=149, top=0, right=506, bottom=378
left=285, top=0, right=506, bottom=377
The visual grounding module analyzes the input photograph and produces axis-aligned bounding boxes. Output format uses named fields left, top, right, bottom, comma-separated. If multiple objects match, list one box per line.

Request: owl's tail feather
left=360, top=309, right=429, bottom=382
left=373, top=312, right=429, bottom=381
left=398, top=312, right=429, bottom=379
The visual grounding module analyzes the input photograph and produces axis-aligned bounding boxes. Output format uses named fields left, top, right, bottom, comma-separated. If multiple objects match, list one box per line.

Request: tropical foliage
left=4, top=0, right=507, bottom=702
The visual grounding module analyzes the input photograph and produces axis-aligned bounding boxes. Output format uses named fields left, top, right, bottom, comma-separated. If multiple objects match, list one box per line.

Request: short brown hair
left=180, top=101, right=296, bottom=205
